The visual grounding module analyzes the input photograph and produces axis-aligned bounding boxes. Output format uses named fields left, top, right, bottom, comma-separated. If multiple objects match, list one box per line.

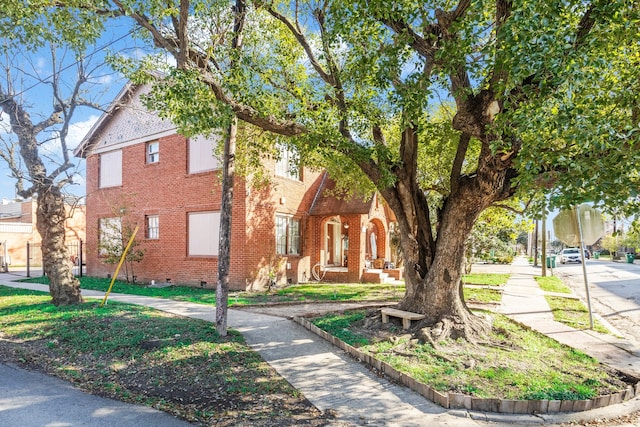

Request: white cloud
left=71, top=172, right=85, bottom=186
left=67, top=115, right=100, bottom=149
left=39, top=114, right=100, bottom=160
left=92, top=74, right=114, bottom=85
left=35, top=57, right=47, bottom=73
left=1, top=112, right=99, bottom=151
left=119, top=47, right=176, bottom=68
left=120, top=47, right=147, bottom=61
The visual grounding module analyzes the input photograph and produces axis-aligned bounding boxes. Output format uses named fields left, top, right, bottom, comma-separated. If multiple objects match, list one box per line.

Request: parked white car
left=560, top=248, right=582, bottom=264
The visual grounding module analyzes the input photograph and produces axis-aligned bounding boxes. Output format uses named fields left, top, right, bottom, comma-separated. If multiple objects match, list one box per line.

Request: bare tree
left=0, top=44, right=113, bottom=305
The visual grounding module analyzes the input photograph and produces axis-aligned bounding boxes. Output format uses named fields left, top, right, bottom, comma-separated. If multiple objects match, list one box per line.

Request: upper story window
left=189, top=135, right=219, bottom=174
left=275, top=143, right=301, bottom=181
left=146, top=141, right=159, bottom=164
left=99, top=150, right=122, bottom=188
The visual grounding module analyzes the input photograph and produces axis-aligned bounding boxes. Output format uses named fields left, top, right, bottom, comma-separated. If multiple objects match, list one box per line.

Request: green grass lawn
left=0, top=286, right=322, bottom=425
left=462, top=273, right=509, bottom=286
left=311, top=310, right=626, bottom=401
left=19, top=276, right=406, bottom=305
left=21, top=275, right=504, bottom=306
left=535, top=277, right=611, bottom=334
left=22, top=275, right=219, bottom=302
left=463, top=287, right=503, bottom=304
left=274, top=283, right=405, bottom=302
left=535, top=276, right=572, bottom=293
left=8, top=271, right=628, bottom=410
left=545, top=295, right=610, bottom=334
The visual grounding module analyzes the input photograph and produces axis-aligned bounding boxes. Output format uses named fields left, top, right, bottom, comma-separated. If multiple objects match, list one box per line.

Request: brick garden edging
left=293, top=316, right=640, bottom=414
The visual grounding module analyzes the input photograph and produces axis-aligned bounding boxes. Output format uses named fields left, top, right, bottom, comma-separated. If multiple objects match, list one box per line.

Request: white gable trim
left=89, top=128, right=178, bottom=155
left=75, top=82, right=177, bottom=158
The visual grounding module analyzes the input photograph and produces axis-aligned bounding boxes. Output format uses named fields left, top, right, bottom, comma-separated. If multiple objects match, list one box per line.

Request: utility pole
left=542, top=214, right=547, bottom=276
left=533, top=220, right=539, bottom=267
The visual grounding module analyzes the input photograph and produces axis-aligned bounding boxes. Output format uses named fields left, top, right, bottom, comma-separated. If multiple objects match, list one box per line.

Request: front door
left=324, top=220, right=344, bottom=266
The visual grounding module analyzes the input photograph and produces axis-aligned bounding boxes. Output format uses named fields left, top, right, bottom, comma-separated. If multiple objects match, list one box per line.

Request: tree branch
left=177, top=0, right=190, bottom=68
left=112, top=0, right=180, bottom=57
left=450, top=133, right=471, bottom=193
left=33, top=110, right=63, bottom=134
left=490, top=199, right=530, bottom=215
left=264, top=5, right=334, bottom=86
left=488, top=0, right=513, bottom=92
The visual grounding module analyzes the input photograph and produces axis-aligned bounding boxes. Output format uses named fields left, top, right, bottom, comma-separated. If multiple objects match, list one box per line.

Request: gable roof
left=309, top=174, right=374, bottom=216
left=0, top=200, right=22, bottom=219
left=74, top=82, right=133, bottom=158
left=74, top=82, right=176, bottom=158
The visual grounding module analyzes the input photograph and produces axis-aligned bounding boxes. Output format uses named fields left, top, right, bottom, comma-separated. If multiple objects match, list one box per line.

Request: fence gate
left=27, top=241, right=84, bottom=278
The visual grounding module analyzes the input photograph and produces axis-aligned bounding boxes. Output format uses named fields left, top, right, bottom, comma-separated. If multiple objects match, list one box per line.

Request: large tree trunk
left=398, top=186, right=491, bottom=342
left=215, top=0, right=245, bottom=337
left=36, top=188, right=83, bottom=306
left=216, top=116, right=237, bottom=337
left=0, top=90, right=83, bottom=306
left=378, top=127, right=514, bottom=342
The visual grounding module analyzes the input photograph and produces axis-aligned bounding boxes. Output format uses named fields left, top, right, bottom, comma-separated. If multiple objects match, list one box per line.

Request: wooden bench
left=380, top=308, right=426, bottom=330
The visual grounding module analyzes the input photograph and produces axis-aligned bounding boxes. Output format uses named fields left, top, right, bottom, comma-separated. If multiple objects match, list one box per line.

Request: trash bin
left=593, top=251, right=600, bottom=259
left=546, top=256, right=556, bottom=268
left=626, top=253, right=635, bottom=264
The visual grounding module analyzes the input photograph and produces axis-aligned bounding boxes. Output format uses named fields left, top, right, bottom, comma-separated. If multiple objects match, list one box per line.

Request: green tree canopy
left=6, top=0, right=639, bottom=339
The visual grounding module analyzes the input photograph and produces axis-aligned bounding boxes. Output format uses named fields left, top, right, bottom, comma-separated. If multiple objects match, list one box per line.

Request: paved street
left=553, top=259, right=640, bottom=349
left=0, top=363, right=193, bottom=427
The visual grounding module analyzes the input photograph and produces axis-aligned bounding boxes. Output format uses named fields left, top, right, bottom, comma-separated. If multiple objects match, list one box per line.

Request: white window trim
left=276, top=214, right=301, bottom=255
left=275, top=143, right=301, bottom=181
left=146, top=215, right=159, bottom=239
left=146, top=141, right=159, bottom=164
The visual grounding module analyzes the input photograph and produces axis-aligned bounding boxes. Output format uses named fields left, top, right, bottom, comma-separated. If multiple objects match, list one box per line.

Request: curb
left=293, top=315, right=640, bottom=416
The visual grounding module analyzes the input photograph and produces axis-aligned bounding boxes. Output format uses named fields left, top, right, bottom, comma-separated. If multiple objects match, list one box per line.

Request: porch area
left=314, top=264, right=404, bottom=284
left=307, top=177, right=401, bottom=284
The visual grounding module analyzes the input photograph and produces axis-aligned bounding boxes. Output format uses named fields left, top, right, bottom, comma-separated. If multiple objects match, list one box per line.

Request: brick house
left=0, top=198, right=85, bottom=269
left=75, top=82, right=398, bottom=289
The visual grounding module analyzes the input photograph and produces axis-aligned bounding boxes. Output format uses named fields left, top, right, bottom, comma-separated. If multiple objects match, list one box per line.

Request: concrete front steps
left=361, top=268, right=403, bottom=284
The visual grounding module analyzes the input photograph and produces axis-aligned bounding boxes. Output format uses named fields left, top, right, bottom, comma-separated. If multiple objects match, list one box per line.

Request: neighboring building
left=0, top=198, right=86, bottom=268
left=75, top=82, right=398, bottom=290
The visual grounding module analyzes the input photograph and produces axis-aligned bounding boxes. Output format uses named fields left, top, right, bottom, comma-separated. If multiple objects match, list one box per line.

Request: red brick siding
left=241, top=157, right=324, bottom=289
left=86, top=134, right=224, bottom=286
left=0, top=201, right=85, bottom=266
left=85, top=133, right=324, bottom=289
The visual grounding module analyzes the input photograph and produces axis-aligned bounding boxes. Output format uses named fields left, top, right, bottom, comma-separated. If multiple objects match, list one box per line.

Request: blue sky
left=0, top=25, right=146, bottom=201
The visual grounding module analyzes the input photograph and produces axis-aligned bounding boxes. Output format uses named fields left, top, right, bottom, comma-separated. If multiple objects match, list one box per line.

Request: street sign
left=553, top=204, right=604, bottom=331
left=553, top=204, right=604, bottom=246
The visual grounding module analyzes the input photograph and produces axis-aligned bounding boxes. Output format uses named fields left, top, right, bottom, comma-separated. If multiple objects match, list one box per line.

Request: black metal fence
left=26, top=240, right=84, bottom=278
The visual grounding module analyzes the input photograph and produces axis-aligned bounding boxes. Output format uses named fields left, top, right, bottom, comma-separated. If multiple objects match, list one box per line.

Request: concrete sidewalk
left=2, top=268, right=640, bottom=426
left=498, top=258, right=640, bottom=379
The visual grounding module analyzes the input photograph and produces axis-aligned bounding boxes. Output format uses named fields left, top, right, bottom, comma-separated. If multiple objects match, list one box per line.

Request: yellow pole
left=100, top=225, right=139, bottom=307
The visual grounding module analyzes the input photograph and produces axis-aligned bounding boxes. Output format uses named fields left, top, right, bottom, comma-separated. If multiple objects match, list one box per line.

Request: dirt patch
left=558, top=412, right=640, bottom=427
left=0, top=332, right=334, bottom=427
